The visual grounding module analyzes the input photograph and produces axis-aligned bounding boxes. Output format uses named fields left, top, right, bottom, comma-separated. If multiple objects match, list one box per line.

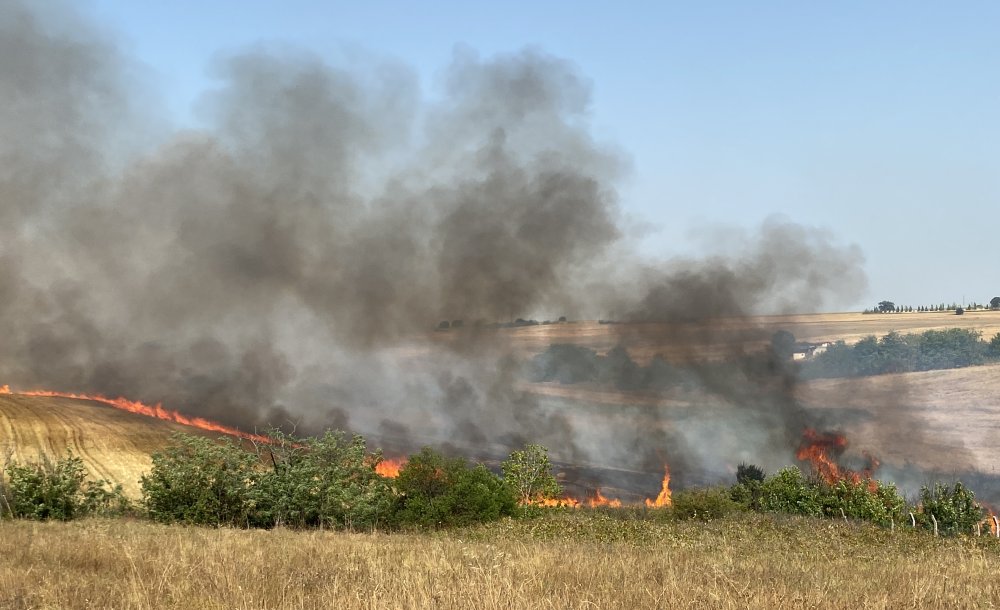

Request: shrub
left=757, top=467, right=823, bottom=517
left=502, top=444, right=561, bottom=506
left=140, top=433, right=259, bottom=526
left=736, top=463, right=766, bottom=485
left=254, top=430, right=395, bottom=530
left=3, top=453, right=128, bottom=520
left=918, top=481, right=984, bottom=535
left=817, top=479, right=906, bottom=526
left=670, top=487, right=743, bottom=520
left=393, top=447, right=516, bottom=528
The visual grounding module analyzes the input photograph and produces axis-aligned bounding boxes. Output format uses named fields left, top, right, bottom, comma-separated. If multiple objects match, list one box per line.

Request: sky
left=87, top=0, right=1000, bottom=311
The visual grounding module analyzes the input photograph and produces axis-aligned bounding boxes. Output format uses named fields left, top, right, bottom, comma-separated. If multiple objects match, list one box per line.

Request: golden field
left=2, top=513, right=1000, bottom=609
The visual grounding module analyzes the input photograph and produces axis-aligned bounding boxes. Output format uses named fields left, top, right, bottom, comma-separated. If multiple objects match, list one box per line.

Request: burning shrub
left=392, top=447, right=516, bottom=528
left=141, top=433, right=259, bottom=527
left=917, top=482, right=984, bottom=536
left=3, top=453, right=128, bottom=521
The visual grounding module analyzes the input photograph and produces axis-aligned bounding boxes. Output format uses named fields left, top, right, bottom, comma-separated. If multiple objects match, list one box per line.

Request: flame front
left=586, top=488, right=623, bottom=508
left=796, top=428, right=879, bottom=491
left=644, top=465, right=672, bottom=508
left=376, top=457, right=406, bottom=478
left=4, top=386, right=273, bottom=444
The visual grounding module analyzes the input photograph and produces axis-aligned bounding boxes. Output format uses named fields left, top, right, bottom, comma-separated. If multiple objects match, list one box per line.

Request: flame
left=796, top=428, right=879, bottom=491
left=376, top=457, right=406, bottom=478
left=586, top=488, right=623, bottom=508
left=535, top=496, right=581, bottom=508
left=4, top=386, right=273, bottom=444
left=644, top=465, right=672, bottom=508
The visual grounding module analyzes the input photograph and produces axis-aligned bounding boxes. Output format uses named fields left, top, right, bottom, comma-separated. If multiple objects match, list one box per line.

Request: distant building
left=791, top=342, right=831, bottom=361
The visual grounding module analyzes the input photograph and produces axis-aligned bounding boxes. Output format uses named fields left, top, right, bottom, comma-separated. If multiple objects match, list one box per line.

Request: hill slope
left=0, top=394, right=221, bottom=497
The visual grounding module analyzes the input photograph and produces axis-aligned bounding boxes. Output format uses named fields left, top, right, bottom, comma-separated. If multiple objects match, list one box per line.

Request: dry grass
left=2, top=513, right=1000, bottom=609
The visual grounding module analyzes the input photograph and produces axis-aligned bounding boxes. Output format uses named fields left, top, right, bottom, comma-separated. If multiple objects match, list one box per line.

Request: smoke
left=3, top=0, right=951, bottom=497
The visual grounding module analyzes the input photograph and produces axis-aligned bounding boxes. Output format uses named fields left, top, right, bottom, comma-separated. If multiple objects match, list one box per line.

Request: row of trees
left=801, top=328, right=1000, bottom=379
left=865, top=298, right=1000, bottom=314
left=0, top=433, right=987, bottom=536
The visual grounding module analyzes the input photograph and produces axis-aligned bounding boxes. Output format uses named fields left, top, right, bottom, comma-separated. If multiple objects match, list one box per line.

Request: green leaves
left=3, top=453, right=127, bottom=521
left=502, top=443, right=562, bottom=505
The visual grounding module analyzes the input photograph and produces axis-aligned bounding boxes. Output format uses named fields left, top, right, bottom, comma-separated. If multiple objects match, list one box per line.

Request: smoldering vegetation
left=2, top=0, right=972, bottom=498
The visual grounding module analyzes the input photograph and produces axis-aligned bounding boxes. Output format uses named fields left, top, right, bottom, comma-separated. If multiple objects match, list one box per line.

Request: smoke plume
left=5, top=0, right=953, bottom=497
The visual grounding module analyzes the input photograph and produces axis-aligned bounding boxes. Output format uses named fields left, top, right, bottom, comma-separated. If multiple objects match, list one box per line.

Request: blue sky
left=89, top=1, right=1000, bottom=310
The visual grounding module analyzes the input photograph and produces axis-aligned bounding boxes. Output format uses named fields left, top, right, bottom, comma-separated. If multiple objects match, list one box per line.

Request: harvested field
left=0, top=394, right=220, bottom=497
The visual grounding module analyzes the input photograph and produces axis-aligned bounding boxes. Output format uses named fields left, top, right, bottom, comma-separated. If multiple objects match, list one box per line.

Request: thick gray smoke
left=1, top=1, right=894, bottom=495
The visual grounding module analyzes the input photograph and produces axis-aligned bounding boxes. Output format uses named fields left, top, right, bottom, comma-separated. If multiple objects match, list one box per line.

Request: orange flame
left=644, top=465, right=672, bottom=508
left=535, top=496, right=581, bottom=508
left=586, top=488, right=623, bottom=508
left=796, top=428, right=878, bottom=492
left=375, top=457, right=406, bottom=478
left=0, top=384, right=10, bottom=395
left=5, top=386, right=273, bottom=444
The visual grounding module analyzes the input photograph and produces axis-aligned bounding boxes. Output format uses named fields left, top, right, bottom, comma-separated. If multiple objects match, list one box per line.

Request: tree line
left=0, top=432, right=988, bottom=536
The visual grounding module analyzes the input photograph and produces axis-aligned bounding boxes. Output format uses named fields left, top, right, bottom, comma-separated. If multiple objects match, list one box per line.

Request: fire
left=376, top=457, right=406, bottom=478
left=3, top=386, right=273, bottom=444
left=586, top=488, right=623, bottom=508
left=536, top=496, right=581, bottom=508
left=796, top=428, right=879, bottom=491
left=644, top=465, right=672, bottom=508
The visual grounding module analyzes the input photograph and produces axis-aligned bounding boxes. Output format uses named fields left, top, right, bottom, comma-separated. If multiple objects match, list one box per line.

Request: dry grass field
left=0, top=394, right=217, bottom=497
left=2, top=513, right=1000, bottom=609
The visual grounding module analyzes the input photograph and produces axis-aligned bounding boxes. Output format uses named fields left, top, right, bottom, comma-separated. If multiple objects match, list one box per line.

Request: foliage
left=141, top=433, right=259, bottom=526
left=670, top=487, right=743, bottom=520
left=3, top=453, right=128, bottom=521
left=756, top=467, right=823, bottom=517
left=253, top=430, right=396, bottom=530
left=918, top=482, right=984, bottom=536
left=393, top=447, right=516, bottom=528
left=736, top=463, right=766, bottom=485
left=817, top=480, right=906, bottom=526
left=502, top=444, right=562, bottom=506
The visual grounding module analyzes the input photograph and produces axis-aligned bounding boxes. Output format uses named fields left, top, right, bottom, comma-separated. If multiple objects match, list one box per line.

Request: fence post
left=993, top=515, right=999, bottom=538
left=910, top=512, right=916, bottom=528
left=840, top=508, right=848, bottom=524
left=931, top=514, right=938, bottom=537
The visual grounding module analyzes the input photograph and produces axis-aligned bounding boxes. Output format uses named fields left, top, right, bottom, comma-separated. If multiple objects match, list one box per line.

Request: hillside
left=0, top=394, right=222, bottom=497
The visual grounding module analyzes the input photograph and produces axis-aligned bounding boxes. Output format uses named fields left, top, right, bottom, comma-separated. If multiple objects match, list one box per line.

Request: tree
left=991, top=297, right=1000, bottom=309
left=736, top=462, right=766, bottom=485
left=502, top=444, right=562, bottom=505
left=877, top=301, right=895, bottom=313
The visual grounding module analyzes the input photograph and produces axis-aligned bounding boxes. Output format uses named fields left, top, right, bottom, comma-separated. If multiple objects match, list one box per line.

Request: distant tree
left=736, top=463, right=766, bottom=485
left=558, top=316, right=567, bottom=323
left=956, top=307, right=965, bottom=315
left=877, top=301, right=895, bottom=313
left=437, top=320, right=450, bottom=329
left=991, top=296, right=1000, bottom=309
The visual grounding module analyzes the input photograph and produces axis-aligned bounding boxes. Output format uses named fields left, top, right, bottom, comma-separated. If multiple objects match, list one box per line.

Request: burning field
left=3, top=0, right=1000, bottom=508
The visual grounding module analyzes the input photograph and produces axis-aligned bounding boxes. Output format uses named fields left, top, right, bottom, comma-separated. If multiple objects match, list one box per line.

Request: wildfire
left=3, top=386, right=273, bottom=444
left=644, top=465, right=672, bottom=508
left=586, top=488, right=623, bottom=508
left=796, top=428, right=879, bottom=491
left=376, top=457, right=406, bottom=478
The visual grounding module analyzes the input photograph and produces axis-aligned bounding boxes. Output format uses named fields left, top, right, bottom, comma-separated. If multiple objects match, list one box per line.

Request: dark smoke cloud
left=4, top=0, right=955, bottom=497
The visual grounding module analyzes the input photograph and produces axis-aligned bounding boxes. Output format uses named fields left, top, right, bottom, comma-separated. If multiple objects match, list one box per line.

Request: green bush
left=140, top=434, right=259, bottom=526
left=670, top=487, right=743, bottom=521
left=3, top=453, right=128, bottom=521
left=502, top=443, right=561, bottom=506
left=918, top=481, right=984, bottom=536
left=253, top=430, right=395, bottom=530
left=817, top=479, right=906, bottom=526
left=393, top=447, right=516, bottom=528
left=757, top=467, right=823, bottom=517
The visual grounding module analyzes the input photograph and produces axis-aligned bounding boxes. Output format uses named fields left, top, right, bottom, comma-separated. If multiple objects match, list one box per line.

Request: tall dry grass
left=2, top=512, right=1000, bottom=609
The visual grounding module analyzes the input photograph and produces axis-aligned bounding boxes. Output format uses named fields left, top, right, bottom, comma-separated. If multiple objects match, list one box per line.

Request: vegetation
left=5, top=514, right=1000, bottom=609
left=2, top=453, right=128, bottom=521
left=501, top=443, right=562, bottom=505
